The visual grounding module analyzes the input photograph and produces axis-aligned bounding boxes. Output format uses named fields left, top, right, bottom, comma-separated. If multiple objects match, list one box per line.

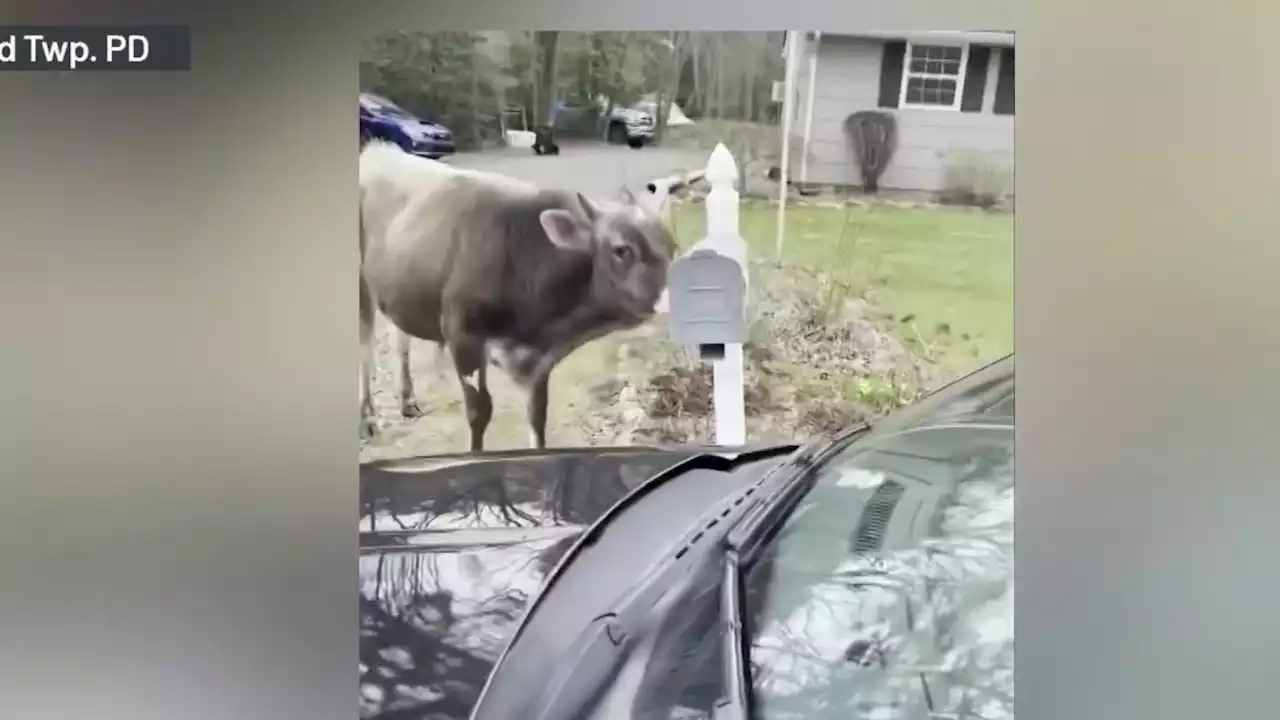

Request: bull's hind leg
left=526, top=374, right=550, bottom=449
left=450, top=337, right=493, bottom=453
left=359, top=274, right=378, bottom=440
left=396, top=328, right=425, bottom=418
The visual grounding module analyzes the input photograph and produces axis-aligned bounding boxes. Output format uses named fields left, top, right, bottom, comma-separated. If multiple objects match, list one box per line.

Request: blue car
left=359, top=92, right=456, bottom=159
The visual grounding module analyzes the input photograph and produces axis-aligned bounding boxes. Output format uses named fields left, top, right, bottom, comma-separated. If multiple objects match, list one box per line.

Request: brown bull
left=359, top=141, right=675, bottom=451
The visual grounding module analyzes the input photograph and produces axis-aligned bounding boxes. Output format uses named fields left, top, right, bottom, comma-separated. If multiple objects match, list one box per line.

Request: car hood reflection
left=358, top=447, right=702, bottom=720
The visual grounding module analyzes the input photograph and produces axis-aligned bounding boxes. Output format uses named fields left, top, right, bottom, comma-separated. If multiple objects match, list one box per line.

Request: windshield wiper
left=714, top=547, right=750, bottom=720
left=710, top=425, right=875, bottom=720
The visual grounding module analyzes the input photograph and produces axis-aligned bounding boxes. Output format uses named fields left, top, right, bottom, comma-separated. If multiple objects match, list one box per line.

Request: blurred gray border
left=4, top=1, right=1280, bottom=720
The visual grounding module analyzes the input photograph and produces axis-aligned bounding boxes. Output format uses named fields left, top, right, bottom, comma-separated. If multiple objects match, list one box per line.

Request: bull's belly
left=376, top=296, right=444, bottom=343
left=487, top=340, right=593, bottom=388
left=486, top=320, right=627, bottom=387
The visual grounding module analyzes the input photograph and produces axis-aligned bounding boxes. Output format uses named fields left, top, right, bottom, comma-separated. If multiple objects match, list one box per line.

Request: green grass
left=670, top=200, right=1013, bottom=377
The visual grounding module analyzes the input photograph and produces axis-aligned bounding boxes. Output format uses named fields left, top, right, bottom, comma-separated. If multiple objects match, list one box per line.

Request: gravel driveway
left=360, top=142, right=705, bottom=461
left=447, top=141, right=705, bottom=195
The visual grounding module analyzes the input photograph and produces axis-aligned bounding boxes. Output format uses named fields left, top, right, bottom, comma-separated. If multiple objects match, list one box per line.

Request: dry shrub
left=937, top=149, right=1013, bottom=210
left=578, top=262, right=938, bottom=447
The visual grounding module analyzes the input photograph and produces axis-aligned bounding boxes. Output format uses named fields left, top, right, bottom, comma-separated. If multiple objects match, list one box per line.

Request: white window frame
left=898, top=41, right=970, bottom=111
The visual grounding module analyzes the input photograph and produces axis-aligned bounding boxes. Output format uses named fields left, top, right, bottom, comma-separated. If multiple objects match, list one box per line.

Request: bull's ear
left=539, top=209, right=592, bottom=252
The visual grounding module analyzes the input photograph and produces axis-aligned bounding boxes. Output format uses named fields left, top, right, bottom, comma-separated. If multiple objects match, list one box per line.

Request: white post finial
left=706, top=143, right=738, bottom=188
left=703, top=145, right=742, bottom=243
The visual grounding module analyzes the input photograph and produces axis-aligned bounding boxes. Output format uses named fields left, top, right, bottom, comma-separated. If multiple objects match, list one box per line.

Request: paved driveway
left=447, top=141, right=706, bottom=198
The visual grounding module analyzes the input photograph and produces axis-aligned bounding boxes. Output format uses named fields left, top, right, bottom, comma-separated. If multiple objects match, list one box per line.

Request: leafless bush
left=937, top=149, right=1013, bottom=210
left=843, top=111, right=898, bottom=194
left=578, top=263, right=938, bottom=446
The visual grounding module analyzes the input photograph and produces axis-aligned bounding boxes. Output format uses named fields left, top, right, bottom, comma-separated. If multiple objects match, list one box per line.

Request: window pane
left=908, top=45, right=966, bottom=78
left=904, top=76, right=957, bottom=106
left=904, top=77, right=925, bottom=103
left=912, top=44, right=963, bottom=62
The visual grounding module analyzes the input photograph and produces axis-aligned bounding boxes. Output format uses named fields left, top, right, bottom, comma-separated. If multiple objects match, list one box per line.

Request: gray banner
left=0, top=25, right=191, bottom=71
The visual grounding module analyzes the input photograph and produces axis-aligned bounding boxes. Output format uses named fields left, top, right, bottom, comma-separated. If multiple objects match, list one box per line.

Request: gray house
left=786, top=31, right=1015, bottom=195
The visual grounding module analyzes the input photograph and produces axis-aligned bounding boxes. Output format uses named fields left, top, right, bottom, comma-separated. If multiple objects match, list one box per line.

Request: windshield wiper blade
left=710, top=425, right=878, bottom=720
left=714, top=547, right=750, bottom=720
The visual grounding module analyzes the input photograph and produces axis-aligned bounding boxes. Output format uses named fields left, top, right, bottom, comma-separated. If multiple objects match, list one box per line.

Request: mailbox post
left=666, top=144, right=749, bottom=446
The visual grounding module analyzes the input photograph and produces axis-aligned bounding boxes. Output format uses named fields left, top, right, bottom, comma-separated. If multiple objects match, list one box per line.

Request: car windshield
left=498, top=363, right=1015, bottom=720
left=741, top=420, right=1014, bottom=720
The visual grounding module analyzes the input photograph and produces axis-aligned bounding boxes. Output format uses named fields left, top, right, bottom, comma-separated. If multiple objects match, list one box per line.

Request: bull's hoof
left=400, top=400, right=425, bottom=419
left=359, top=417, right=379, bottom=441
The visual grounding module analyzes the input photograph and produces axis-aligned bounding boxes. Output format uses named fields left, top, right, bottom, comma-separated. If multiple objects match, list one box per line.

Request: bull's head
left=538, top=191, right=675, bottom=321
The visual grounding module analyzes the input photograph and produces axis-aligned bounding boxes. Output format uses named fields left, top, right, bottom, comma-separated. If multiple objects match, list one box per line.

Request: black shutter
left=959, top=45, right=992, bottom=113
left=993, top=47, right=1015, bottom=115
left=878, top=40, right=907, bottom=108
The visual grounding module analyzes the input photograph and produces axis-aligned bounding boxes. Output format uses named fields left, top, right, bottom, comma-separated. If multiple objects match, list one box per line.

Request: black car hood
left=358, top=446, right=710, bottom=720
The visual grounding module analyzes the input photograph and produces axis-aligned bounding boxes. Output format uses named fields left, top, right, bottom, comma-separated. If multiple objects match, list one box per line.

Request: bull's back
left=358, top=144, right=460, bottom=341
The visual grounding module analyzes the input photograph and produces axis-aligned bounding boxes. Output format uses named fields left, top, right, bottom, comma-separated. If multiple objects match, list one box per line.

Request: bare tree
left=533, top=31, right=562, bottom=128
left=648, top=31, right=692, bottom=144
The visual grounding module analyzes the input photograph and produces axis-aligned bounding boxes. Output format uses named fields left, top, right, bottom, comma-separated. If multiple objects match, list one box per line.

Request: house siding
left=794, top=34, right=1014, bottom=193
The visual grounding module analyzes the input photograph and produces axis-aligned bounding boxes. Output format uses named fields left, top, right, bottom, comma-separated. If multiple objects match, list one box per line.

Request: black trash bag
left=532, top=125, right=560, bottom=156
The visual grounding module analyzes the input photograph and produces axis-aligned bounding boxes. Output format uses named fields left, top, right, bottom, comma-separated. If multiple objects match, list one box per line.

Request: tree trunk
left=654, top=32, right=686, bottom=144
left=469, top=43, right=483, bottom=149
left=713, top=39, right=726, bottom=119
left=487, top=32, right=511, bottom=142
left=534, top=31, right=561, bottom=128
left=689, top=39, right=702, bottom=117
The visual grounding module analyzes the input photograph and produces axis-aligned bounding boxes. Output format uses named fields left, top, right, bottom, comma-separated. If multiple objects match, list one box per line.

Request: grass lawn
left=670, top=200, right=1013, bottom=379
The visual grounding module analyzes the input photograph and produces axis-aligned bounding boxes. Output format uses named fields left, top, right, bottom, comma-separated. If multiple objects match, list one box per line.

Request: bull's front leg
left=525, top=374, right=550, bottom=449
left=449, top=336, right=493, bottom=453
left=359, top=330, right=378, bottom=440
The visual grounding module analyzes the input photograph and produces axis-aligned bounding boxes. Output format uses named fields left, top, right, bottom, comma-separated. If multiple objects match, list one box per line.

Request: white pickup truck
left=602, top=106, right=656, bottom=148
left=549, top=98, right=658, bottom=148
left=507, top=98, right=690, bottom=151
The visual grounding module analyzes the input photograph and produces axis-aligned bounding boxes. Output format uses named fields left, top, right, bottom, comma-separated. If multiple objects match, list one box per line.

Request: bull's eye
left=612, top=244, right=634, bottom=264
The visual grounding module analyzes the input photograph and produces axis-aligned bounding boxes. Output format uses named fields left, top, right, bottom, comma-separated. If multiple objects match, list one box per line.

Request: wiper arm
left=714, top=547, right=750, bottom=720
left=710, top=425, right=875, bottom=720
